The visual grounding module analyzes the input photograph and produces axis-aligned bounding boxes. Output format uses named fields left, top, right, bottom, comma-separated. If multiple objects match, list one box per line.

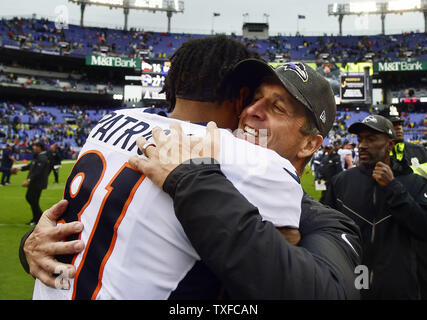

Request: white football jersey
left=33, top=108, right=302, bottom=300
left=338, top=148, right=353, bottom=170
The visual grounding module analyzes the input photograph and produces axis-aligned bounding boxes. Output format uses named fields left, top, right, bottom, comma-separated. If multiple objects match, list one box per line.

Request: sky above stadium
left=2, top=0, right=425, bottom=36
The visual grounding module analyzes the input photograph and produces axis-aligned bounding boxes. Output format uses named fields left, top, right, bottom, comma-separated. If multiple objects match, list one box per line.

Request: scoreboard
left=340, top=67, right=372, bottom=105
left=340, top=74, right=366, bottom=102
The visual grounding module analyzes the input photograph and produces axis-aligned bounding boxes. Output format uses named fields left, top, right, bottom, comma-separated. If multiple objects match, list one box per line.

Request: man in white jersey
left=337, top=139, right=355, bottom=170
left=21, top=36, right=303, bottom=300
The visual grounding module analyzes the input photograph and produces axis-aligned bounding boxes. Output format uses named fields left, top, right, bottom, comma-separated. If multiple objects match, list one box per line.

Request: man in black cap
left=126, top=59, right=362, bottom=299
left=323, top=114, right=427, bottom=299
left=18, top=141, right=50, bottom=225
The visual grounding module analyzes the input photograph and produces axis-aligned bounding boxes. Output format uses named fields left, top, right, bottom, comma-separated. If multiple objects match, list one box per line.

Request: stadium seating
left=1, top=100, right=424, bottom=157
left=1, top=18, right=425, bottom=157
left=1, top=17, right=426, bottom=62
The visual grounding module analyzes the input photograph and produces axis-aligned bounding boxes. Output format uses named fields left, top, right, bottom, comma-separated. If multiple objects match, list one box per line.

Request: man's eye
left=273, top=104, right=286, bottom=113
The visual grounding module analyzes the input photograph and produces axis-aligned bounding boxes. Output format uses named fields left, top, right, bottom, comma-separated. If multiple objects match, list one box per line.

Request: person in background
left=1, top=144, right=16, bottom=185
left=389, top=114, right=427, bottom=174
left=318, top=140, right=342, bottom=204
left=337, top=139, right=355, bottom=170
left=388, top=113, right=427, bottom=300
left=17, top=141, right=50, bottom=225
left=310, top=145, right=324, bottom=181
left=47, top=144, right=62, bottom=184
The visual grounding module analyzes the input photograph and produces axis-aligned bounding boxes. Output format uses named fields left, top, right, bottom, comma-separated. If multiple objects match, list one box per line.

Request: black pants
left=25, top=185, right=43, bottom=223
left=50, top=167, right=59, bottom=183
left=1, top=168, right=11, bottom=185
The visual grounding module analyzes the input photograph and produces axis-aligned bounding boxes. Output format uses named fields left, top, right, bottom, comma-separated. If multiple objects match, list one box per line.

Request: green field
left=0, top=161, right=320, bottom=300
left=0, top=161, right=74, bottom=300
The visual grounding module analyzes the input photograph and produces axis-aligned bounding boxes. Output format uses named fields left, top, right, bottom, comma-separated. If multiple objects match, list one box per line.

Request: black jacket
left=163, top=161, right=362, bottom=299
left=324, top=159, right=427, bottom=299
left=318, top=151, right=342, bottom=183
left=48, top=149, right=62, bottom=167
left=398, top=142, right=427, bottom=167
left=21, top=151, right=50, bottom=190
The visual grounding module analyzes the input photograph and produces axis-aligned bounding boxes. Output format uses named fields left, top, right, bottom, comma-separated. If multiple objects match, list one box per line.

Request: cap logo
left=282, top=63, right=308, bottom=83
left=362, top=115, right=378, bottom=123
left=320, top=110, right=326, bottom=124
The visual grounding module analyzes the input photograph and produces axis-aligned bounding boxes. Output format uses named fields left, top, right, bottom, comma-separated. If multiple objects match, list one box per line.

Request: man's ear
left=297, top=134, right=323, bottom=159
left=235, top=87, right=251, bottom=116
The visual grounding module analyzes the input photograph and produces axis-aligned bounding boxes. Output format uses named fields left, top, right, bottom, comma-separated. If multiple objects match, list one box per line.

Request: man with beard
left=323, top=115, right=427, bottom=299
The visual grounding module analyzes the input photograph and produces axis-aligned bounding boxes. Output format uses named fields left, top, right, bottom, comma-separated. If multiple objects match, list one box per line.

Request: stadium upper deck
left=1, top=17, right=427, bottom=63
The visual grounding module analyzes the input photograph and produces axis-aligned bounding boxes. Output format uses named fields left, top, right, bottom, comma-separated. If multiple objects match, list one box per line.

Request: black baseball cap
left=388, top=116, right=404, bottom=124
left=231, top=59, right=337, bottom=138
left=348, top=115, right=396, bottom=139
left=32, top=140, right=45, bottom=150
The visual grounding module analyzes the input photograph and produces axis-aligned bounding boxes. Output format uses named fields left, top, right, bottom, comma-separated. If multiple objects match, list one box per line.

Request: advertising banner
left=374, top=61, right=427, bottom=72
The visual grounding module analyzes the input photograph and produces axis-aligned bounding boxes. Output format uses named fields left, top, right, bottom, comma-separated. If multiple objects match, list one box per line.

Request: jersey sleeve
left=218, top=129, right=302, bottom=228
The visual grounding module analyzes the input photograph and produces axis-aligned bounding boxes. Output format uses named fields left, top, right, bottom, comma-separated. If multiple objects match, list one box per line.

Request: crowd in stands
left=0, top=100, right=425, bottom=163
left=0, top=67, right=116, bottom=94
left=325, top=109, right=427, bottom=146
left=0, top=101, right=112, bottom=160
left=0, top=17, right=426, bottom=162
left=1, top=17, right=427, bottom=63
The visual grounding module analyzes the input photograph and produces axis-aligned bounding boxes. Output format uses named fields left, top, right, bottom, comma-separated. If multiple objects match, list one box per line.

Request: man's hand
left=372, top=161, right=394, bottom=187
left=22, top=180, right=29, bottom=187
left=278, top=227, right=301, bottom=246
left=24, top=199, right=85, bottom=289
left=11, top=167, right=20, bottom=175
left=129, top=121, right=220, bottom=189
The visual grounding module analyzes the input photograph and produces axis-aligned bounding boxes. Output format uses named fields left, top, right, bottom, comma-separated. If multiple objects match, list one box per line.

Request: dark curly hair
left=162, top=35, right=260, bottom=111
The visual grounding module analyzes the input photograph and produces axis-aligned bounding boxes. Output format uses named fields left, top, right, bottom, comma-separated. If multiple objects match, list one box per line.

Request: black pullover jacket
left=163, top=161, right=362, bottom=299
left=324, top=158, right=427, bottom=299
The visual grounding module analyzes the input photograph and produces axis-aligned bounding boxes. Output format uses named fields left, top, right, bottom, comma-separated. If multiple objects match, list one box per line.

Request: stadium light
left=69, top=0, right=184, bottom=31
left=388, top=0, right=422, bottom=11
left=328, top=0, right=427, bottom=35
left=349, top=1, right=377, bottom=14
left=70, top=0, right=184, bottom=11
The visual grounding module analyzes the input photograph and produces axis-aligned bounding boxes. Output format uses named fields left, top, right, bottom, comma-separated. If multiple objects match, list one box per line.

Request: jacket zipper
left=370, top=186, right=377, bottom=287
left=371, top=187, right=376, bottom=243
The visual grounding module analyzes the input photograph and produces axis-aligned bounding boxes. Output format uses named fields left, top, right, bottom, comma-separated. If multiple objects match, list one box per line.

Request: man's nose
left=245, top=99, right=267, bottom=121
left=358, top=140, right=368, bottom=149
